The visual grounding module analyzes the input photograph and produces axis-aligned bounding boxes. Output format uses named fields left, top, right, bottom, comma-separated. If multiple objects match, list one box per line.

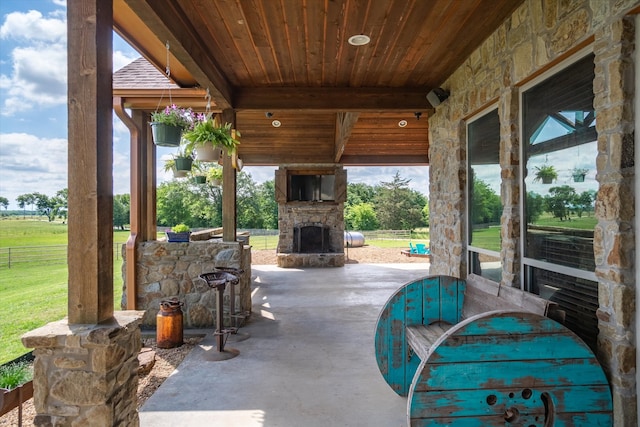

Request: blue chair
left=416, top=243, right=428, bottom=254
left=409, top=243, right=418, bottom=254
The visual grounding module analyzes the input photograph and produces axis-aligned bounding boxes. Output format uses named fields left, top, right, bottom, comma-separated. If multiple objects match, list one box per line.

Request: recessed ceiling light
left=348, top=34, right=370, bottom=46
left=398, top=120, right=407, bottom=128
left=272, top=120, right=281, bottom=128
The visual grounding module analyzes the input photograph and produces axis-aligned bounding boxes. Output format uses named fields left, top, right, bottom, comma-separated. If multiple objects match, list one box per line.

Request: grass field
left=0, top=219, right=127, bottom=364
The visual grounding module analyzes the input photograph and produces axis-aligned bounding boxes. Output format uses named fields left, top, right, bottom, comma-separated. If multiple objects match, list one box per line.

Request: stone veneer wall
left=122, top=240, right=251, bottom=328
left=427, top=0, right=637, bottom=424
left=21, top=311, right=144, bottom=427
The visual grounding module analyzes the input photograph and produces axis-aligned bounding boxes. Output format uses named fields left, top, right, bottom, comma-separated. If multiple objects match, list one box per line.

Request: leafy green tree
left=0, top=197, right=8, bottom=210
left=346, top=202, right=378, bottom=230
left=16, top=193, right=37, bottom=218
left=544, top=185, right=577, bottom=221
left=471, top=179, right=501, bottom=224
left=113, top=194, right=130, bottom=230
left=574, top=190, right=596, bottom=218
left=236, top=172, right=263, bottom=228
left=526, top=191, right=545, bottom=223
left=422, top=201, right=430, bottom=227
left=257, top=180, right=278, bottom=229
left=346, top=182, right=376, bottom=207
left=157, top=180, right=194, bottom=227
left=374, top=172, right=427, bottom=230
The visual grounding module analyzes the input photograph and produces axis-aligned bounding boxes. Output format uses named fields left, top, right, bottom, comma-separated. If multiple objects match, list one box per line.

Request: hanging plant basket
left=151, top=122, right=183, bottom=147
left=172, top=169, right=188, bottom=178
left=572, top=173, right=586, bottom=183
left=195, top=144, right=222, bottom=162
left=174, top=157, right=193, bottom=171
left=193, top=175, right=207, bottom=184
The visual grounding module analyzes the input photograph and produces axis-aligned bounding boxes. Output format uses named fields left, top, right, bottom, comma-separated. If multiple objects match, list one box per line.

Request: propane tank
left=156, top=298, right=183, bottom=349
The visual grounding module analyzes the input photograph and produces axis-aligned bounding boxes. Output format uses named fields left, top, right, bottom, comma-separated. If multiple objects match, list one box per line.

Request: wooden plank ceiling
left=114, top=0, right=524, bottom=166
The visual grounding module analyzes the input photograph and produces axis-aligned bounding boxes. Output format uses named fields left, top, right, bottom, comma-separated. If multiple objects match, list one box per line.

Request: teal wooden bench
left=374, top=274, right=612, bottom=426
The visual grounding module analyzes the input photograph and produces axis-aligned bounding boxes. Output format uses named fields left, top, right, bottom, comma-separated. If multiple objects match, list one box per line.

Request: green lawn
left=0, top=219, right=126, bottom=364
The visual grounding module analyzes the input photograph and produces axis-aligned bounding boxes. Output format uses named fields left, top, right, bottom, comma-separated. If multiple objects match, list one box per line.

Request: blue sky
left=0, top=0, right=428, bottom=210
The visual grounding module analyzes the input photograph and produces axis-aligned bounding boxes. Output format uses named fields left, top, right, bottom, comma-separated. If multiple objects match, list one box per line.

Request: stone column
left=592, top=17, right=637, bottom=426
left=499, top=87, right=521, bottom=287
left=22, top=312, right=144, bottom=427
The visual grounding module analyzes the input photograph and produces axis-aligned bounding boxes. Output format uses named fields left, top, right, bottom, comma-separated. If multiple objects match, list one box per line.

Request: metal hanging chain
left=154, top=41, right=173, bottom=113
left=205, top=88, right=211, bottom=115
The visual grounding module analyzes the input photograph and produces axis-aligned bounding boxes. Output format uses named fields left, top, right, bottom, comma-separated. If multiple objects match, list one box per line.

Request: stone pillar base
left=21, top=311, right=145, bottom=427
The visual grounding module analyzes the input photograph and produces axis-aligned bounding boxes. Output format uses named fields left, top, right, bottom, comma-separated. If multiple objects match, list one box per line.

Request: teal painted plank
left=430, top=332, right=596, bottom=363
left=422, top=277, right=442, bottom=325
left=417, top=358, right=609, bottom=390
left=410, top=413, right=612, bottom=427
left=455, top=312, right=568, bottom=335
left=405, top=280, right=424, bottom=392
left=440, top=276, right=463, bottom=324
left=410, top=385, right=612, bottom=418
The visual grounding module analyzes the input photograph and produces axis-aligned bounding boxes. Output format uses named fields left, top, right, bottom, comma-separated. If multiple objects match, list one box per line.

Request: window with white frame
left=521, top=52, right=599, bottom=350
left=467, top=108, right=501, bottom=281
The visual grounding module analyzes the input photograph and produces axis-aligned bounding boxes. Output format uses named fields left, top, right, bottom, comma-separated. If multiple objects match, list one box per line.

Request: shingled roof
left=113, top=57, right=179, bottom=90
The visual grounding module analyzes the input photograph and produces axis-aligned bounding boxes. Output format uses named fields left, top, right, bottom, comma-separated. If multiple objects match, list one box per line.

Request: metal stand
left=213, top=267, right=251, bottom=342
left=199, top=272, right=239, bottom=361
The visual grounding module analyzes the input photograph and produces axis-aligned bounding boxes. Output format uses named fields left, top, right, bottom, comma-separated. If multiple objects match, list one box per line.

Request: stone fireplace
left=275, top=165, right=346, bottom=268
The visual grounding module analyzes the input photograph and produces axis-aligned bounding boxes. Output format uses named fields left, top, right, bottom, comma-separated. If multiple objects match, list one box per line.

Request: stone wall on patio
left=121, top=240, right=251, bottom=328
left=427, top=0, right=637, bottom=424
left=21, top=311, right=144, bottom=427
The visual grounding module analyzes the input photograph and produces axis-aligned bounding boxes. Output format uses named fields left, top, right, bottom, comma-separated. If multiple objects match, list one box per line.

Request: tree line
left=2, top=171, right=430, bottom=231
left=2, top=175, right=595, bottom=231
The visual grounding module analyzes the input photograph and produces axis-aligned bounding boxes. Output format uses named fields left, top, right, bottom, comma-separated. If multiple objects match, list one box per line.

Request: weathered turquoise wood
left=407, top=311, right=612, bottom=426
left=374, top=275, right=465, bottom=396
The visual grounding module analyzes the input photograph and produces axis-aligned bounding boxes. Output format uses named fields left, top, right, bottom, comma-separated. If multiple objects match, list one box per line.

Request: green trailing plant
left=533, top=164, right=558, bottom=184
left=0, top=361, right=33, bottom=390
left=183, top=115, right=241, bottom=154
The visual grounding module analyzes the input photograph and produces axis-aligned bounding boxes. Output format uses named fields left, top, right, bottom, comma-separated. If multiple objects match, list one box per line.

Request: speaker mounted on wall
left=426, top=88, right=450, bottom=107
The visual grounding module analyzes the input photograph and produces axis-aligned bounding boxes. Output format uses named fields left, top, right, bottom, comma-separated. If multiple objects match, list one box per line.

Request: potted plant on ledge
left=533, top=164, right=558, bottom=184
left=572, top=167, right=588, bottom=182
left=183, top=114, right=241, bottom=160
left=150, top=104, right=195, bottom=147
left=166, top=223, right=191, bottom=242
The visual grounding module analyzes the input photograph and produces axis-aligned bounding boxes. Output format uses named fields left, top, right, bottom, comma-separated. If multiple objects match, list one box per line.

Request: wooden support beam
left=67, top=0, right=114, bottom=324
left=221, top=109, right=237, bottom=242
left=335, top=112, right=359, bottom=162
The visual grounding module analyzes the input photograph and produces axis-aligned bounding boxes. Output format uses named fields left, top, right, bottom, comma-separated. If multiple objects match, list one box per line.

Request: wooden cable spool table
left=374, top=274, right=613, bottom=426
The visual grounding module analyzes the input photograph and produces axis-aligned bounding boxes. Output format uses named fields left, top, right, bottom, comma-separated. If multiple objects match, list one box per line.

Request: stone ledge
left=277, top=253, right=345, bottom=268
left=22, top=311, right=145, bottom=349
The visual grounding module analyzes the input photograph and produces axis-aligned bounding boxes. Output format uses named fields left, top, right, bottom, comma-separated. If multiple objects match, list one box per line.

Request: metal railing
left=0, top=244, right=124, bottom=269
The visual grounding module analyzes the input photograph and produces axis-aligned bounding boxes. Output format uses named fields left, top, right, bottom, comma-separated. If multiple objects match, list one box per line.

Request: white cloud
left=113, top=50, right=138, bottom=72
left=0, top=132, right=68, bottom=207
left=0, top=10, right=67, bottom=115
left=0, top=10, right=66, bottom=42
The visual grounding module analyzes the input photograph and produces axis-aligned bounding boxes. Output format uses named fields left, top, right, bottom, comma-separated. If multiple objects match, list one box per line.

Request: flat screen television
left=288, top=174, right=335, bottom=201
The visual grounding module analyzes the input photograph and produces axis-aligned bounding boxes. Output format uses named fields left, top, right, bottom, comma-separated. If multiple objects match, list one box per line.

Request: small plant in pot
left=533, top=164, right=558, bottom=184
left=166, top=223, right=191, bottom=242
left=207, top=166, right=224, bottom=186
left=172, top=148, right=194, bottom=172
left=163, top=158, right=188, bottom=178
left=150, top=104, right=195, bottom=147
left=571, top=167, right=588, bottom=182
left=183, top=114, right=241, bottom=158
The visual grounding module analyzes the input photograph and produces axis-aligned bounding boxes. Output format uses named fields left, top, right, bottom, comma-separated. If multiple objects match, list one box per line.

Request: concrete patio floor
left=139, top=263, right=430, bottom=427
